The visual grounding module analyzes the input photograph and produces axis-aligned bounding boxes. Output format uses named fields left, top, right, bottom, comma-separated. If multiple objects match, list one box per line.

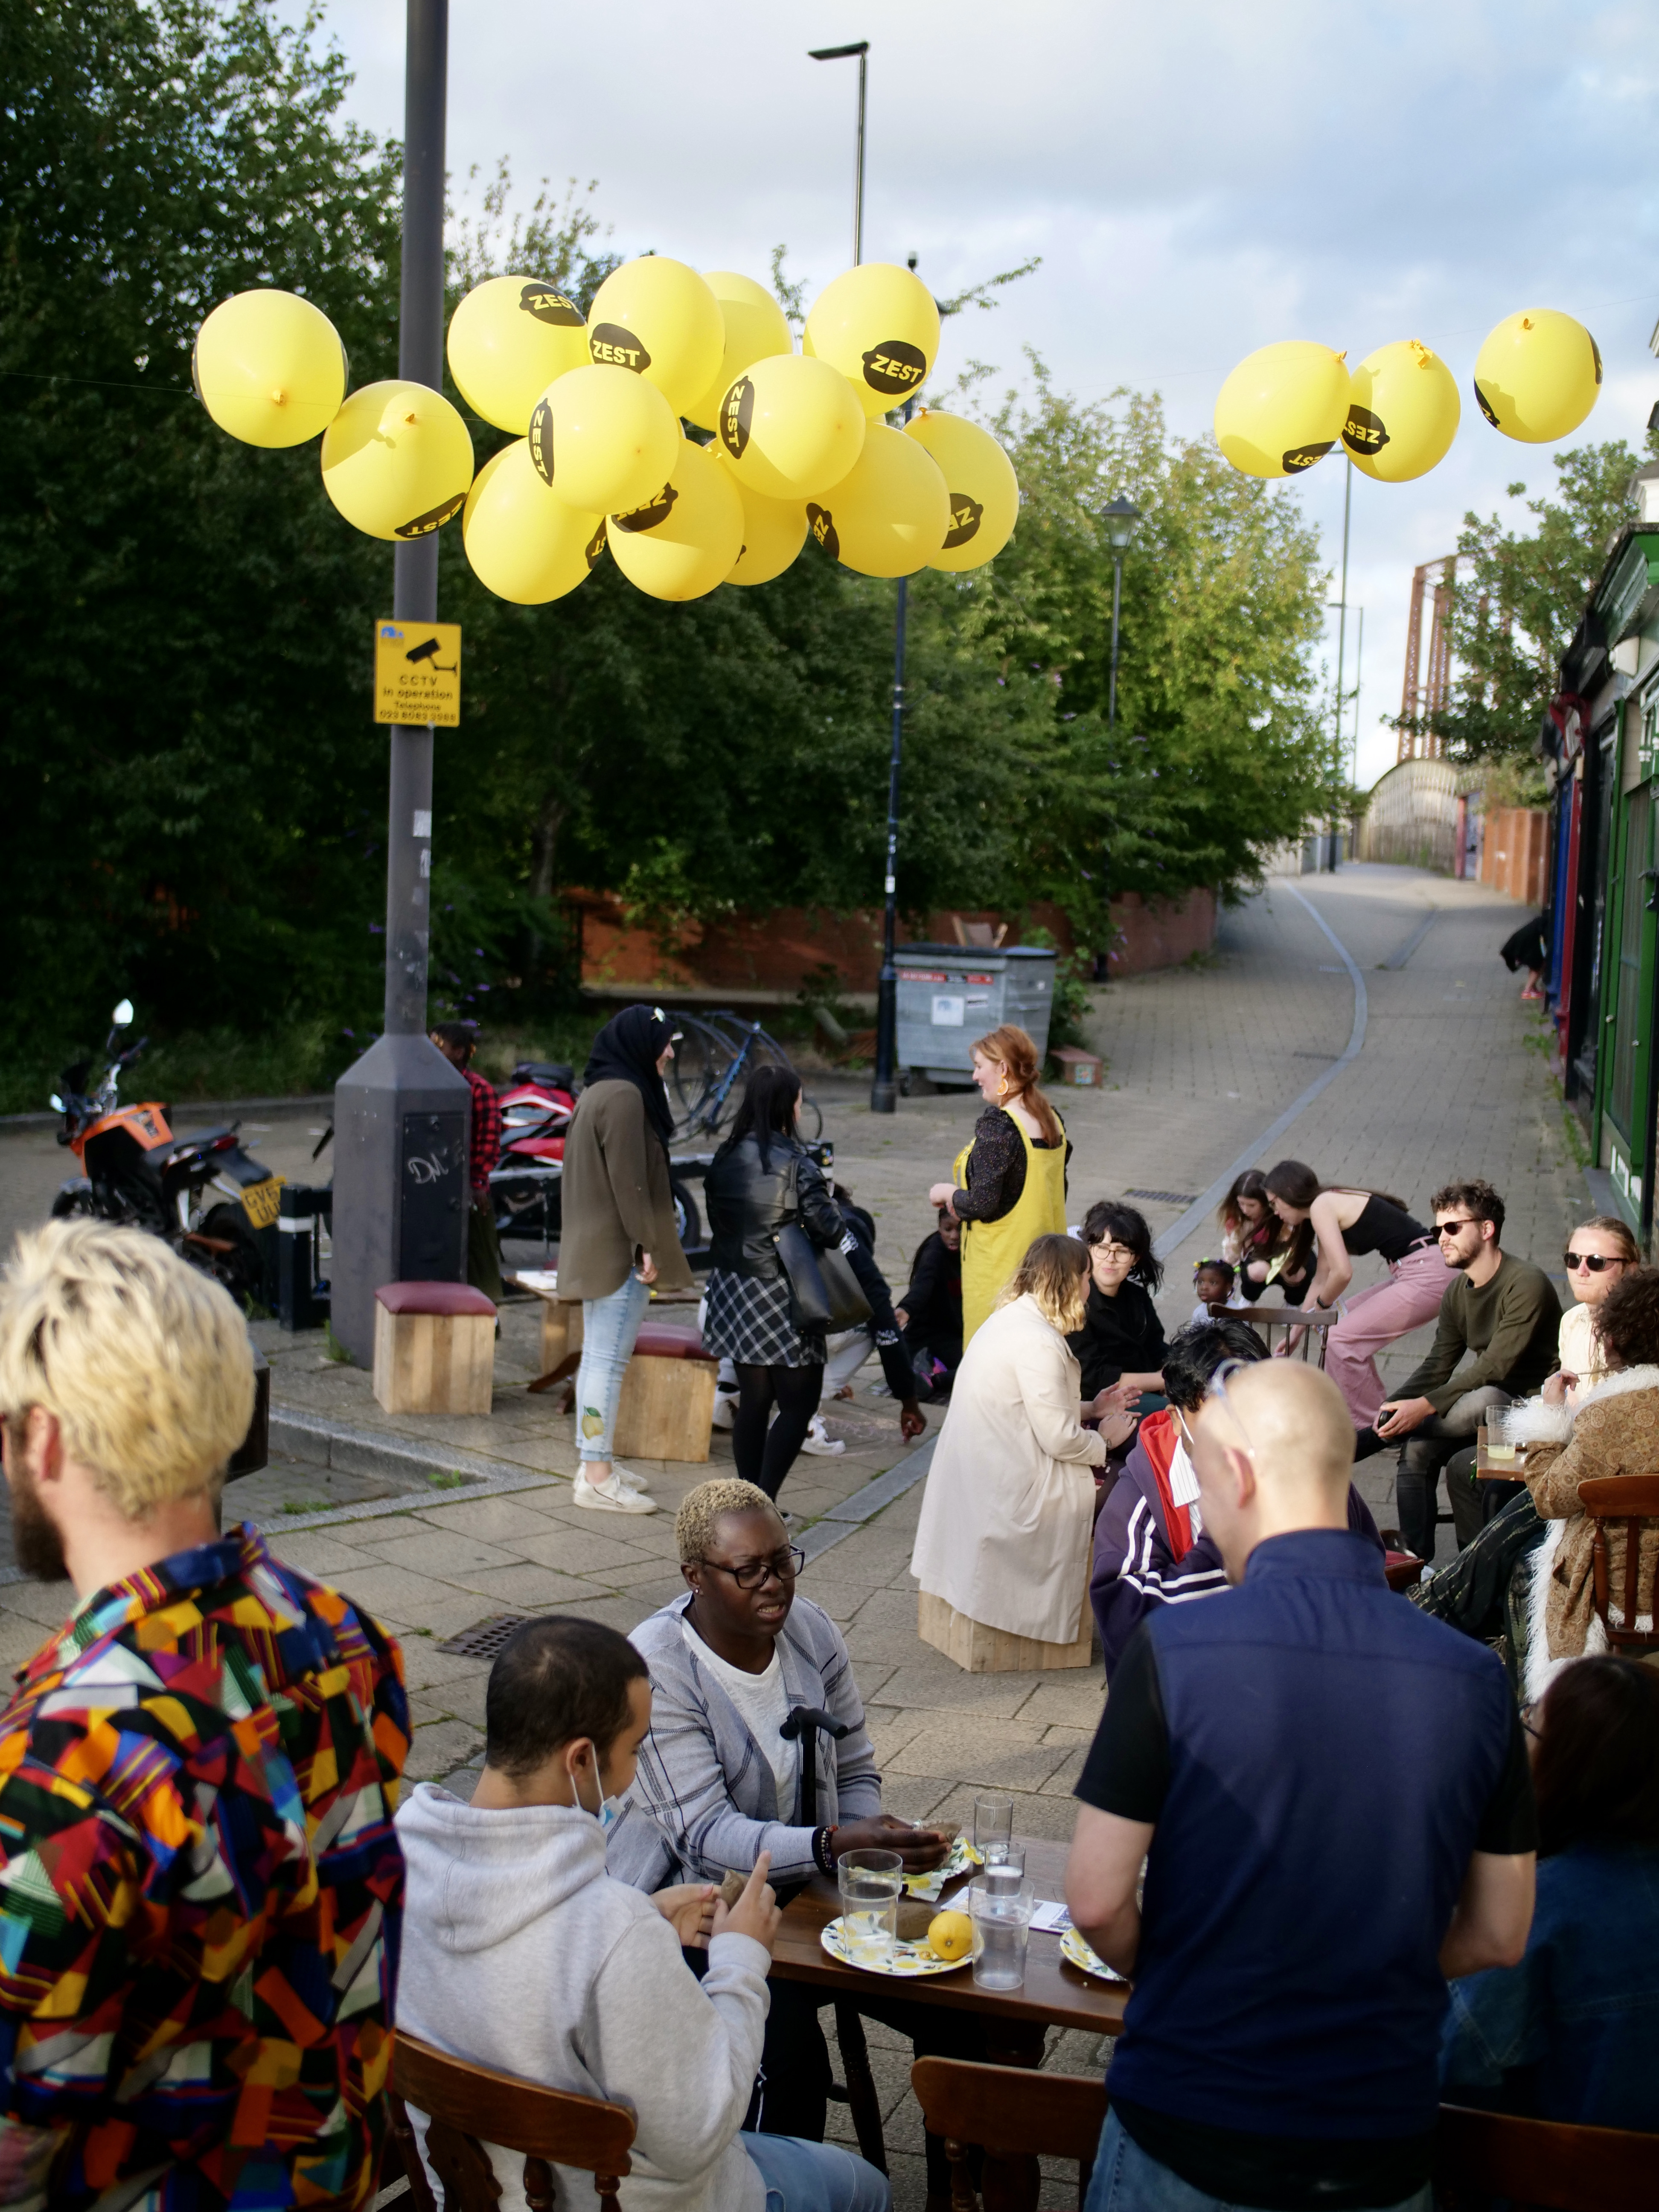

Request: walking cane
left=780, top=1703, right=850, bottom=1827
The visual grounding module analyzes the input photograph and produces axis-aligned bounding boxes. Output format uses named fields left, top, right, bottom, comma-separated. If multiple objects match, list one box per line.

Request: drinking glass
left=837, top=1849, right=903, bottom=1967
left=969, top=1871, right=1035, bottom=1990
left=1486, top=1406, right=1516, bottom=1465
left=973, top=1793, right=1014, bottom=1864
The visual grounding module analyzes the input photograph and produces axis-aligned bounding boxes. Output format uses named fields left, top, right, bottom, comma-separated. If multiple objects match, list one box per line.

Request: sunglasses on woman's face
left=1564, top=1251, right=1626, bottom=1273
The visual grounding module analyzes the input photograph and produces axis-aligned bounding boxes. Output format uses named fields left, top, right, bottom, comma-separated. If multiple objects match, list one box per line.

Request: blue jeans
left=1084, top=2113, right=1430, bottom=2212
left=575, top=1271, right=652, bottom=1464
left=742, top=2131, right=891, bottom=2212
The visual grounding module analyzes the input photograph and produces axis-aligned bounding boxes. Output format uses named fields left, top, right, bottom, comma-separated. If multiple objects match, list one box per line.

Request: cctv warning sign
left=374, top=619, right=462, bottom=727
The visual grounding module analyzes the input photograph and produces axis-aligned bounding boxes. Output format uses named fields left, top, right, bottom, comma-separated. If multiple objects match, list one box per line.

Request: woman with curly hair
left=911, top=1233, right=1108, bottom=1665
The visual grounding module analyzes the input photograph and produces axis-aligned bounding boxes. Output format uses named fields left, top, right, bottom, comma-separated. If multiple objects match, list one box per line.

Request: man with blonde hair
left=0, top=1221, right=408, bottom=2209
left=1067, top=1359, right=1537, bottom=2212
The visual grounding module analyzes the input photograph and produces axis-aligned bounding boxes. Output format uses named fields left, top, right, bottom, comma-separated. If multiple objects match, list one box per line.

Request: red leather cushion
left=377, top=1281, right=497, bottom=1318
left=634, top=1323, right=715, bottom=1362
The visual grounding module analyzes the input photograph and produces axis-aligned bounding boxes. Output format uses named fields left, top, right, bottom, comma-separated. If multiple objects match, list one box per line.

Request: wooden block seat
left=918, top=1561, right=1096, bottom=1674
left=612, top=1322, right=719, bottom=1464
left=374, top=1280, right=496, bottom=1417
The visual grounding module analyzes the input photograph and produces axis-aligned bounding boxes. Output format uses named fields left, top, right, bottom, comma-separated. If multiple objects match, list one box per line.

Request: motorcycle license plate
left=242, top=1177, right=284, bottom=1231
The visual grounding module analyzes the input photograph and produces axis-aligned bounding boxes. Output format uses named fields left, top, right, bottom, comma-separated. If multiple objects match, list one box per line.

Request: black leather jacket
left=705, top=1133, right=844, bottom=1280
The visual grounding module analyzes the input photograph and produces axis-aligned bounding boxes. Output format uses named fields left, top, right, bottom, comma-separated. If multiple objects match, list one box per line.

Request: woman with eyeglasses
left=1068, top=1201, right=1168, bottom=1426
left=1555, top=1214, right=1639, bottom=1403
left=614, top=1478, right=979, bottom=2192
left=1263, top=1159, right=1452, bottom=1442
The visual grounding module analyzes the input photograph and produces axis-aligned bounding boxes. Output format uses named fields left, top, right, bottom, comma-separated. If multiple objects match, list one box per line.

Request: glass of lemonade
left=837, top=1850, right=903, bottom=1967
left=1486, top=1406, right=1516, bottom=1465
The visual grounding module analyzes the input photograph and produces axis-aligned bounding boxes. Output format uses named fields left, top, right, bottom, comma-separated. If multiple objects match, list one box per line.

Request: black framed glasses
left=698, top=1546, right=805, bottom=1590
left=1564, top=1251, right=1624, bottom=1273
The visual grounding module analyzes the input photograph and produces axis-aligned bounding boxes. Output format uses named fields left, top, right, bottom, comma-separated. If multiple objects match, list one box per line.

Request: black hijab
left=582, top=1005, right=676, bottom=1150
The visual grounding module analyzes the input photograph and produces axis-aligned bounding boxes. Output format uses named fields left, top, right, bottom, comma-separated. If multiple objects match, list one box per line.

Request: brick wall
left=572, top=888, right=1217, bottom=1004
left=1479, top=808, right=1550, bottom=909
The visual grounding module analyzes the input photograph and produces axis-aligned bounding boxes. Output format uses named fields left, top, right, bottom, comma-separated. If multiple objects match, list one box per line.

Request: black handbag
left=774, top=1160, right=872, bottom=1333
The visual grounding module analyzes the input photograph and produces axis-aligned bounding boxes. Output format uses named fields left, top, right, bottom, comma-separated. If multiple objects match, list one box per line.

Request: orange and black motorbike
left=49, top=1000, right=282, bottom=1307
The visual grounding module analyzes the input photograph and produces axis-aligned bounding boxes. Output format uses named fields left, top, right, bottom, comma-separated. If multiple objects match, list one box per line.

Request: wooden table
left=1474, top=1426, right=1530, bottom=1481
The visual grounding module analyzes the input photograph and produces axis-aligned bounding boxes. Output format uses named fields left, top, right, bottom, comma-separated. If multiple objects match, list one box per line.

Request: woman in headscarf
left=557, top=1006, right=691, bottom=1515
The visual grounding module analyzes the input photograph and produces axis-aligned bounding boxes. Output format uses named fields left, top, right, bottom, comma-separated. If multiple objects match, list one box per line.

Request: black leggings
left=733, top=1362, right=823, bottom=1500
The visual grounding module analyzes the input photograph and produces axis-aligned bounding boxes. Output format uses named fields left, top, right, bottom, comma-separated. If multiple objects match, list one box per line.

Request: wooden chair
left=388, top=2033, right=635, bottom=2211
left=1207, top=1301, right=1333, bottom=1371
left=1576, top=1476, right=1659, bottom=1655
left=911, top=2055, right=1107, bottom=2210
left=1436, top=2101, right=1659, bottom=2211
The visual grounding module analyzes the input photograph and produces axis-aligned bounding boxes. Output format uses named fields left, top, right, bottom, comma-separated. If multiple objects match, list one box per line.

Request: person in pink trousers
left=1265, top=1161, right=1455, bottom=1444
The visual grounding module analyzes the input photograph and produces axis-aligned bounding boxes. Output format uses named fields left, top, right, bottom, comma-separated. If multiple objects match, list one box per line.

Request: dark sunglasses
left=698, top=1546, right=805, bottom=1591
left=1564, top=1251, right=1625, bottom=1273
left=1435, top=1218, right=1484, bottom=1238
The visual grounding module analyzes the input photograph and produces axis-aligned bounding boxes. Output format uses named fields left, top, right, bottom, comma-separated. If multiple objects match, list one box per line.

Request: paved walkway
left=0, top=864, right=1588, bottom=2210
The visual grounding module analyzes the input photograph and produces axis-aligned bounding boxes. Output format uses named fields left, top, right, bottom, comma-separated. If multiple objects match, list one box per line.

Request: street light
left=808, top=42, right=869, bottom=266
left=1100, top=495, right=1140, bottom=732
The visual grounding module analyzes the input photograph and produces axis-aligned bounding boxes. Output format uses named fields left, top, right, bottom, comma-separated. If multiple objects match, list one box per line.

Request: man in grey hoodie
left=396, top=1615, right=890, bottom=2212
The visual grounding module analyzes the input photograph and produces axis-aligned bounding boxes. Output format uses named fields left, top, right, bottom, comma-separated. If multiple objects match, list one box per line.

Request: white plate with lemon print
left=1061, top=1925, right=1127, bottom=1984
left=821, top=1917, right=973, bottom=1977
left=901, top=1835, right=982, bottom=1902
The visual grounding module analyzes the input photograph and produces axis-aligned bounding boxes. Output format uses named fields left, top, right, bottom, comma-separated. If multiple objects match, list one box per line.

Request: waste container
left=894, top=944, right=1057, bottom=1086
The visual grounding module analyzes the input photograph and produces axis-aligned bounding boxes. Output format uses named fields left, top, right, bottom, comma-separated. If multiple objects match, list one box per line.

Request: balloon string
left=0, top=369, right=192, bottom=397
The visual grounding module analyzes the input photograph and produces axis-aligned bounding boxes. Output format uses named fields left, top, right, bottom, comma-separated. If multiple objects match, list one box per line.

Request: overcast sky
left=293, top=0, right=1659, bottom=789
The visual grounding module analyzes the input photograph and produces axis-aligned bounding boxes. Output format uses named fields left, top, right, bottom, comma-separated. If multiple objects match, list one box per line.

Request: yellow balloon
left=320, top=380, right=473, bottom=540
left=684, top=271, right=794, bottom=434
left=803, top=424, right=950, bottom=579
left=607, top=438, right=743, bottom=603
left=461, top=439, right=604, bottom=605
left=715, top=352, right=866, bottom=501
left=1473, top=309, right=1602, bottom=444
left=527, top=364, right=681, bottom=515
left=1214, top=342, right=1350, bottom=479
left=804, top=263, right=940, bottom=419
left=446, top=275, right=589, bottom=434
left=903, top=410, right=1020, bottom=571
left=1342, top=340, right=1461, bottom=483
left=192, top=289, right=346, bottom=448
left=586, top=256, right=726, bottom=416
left=716, top=458, right=808, bottom=586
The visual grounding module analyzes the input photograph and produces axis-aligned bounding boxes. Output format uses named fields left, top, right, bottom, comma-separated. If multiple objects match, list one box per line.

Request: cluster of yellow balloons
left=1213, top=308, right=1602, bottom=486
left=191, top=257, right=1022, bottom=607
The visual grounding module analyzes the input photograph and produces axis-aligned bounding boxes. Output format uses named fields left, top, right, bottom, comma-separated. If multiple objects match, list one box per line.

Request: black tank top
left=1342, top=1192, right=1430, bottom=1262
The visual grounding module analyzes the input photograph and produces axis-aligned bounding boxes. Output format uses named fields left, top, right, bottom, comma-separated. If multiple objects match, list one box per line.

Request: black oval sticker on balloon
left=612, top=483, right=679, bottom=534
left=806, top=503, right=841, bottom=560
left=720, top=376, right=755, bottom=460
left=395, top=491, right=468, bottom=538
left=1342, top=405, right=1389, bottom=456
left=1473, top=381, right=1501, bottom=429
left=584, top=521, right=608, bottom=569
left=528, top=397, right=556, bottom=486
left=861, top=339, right=927, bottom=396
left=1593, top=337, right=1604, bottom=387
left=589, top=322, right=652, bottom=373
left=521, top=284, right=583, bottom=327
left=1281, top=442, right=1334, bottom=474
left=943, top=494, right=984, bottom=549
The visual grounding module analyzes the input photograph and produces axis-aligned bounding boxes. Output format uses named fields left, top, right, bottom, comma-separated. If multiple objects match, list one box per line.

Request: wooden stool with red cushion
left=613, top=1322, right=718, bottom=1464
left=374, top=1281, right=497, bottom=1417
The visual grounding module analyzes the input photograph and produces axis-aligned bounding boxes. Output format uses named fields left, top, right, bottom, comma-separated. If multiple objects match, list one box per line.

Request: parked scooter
left=487, top=1060, right=704, bottom=1257
left=49, top=1000, right=282, bottom=1307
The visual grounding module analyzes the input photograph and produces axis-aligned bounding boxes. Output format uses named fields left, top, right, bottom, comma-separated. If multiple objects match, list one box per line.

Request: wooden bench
left=389, top=2032, right=635, bottom=2210
left=612, top=1322, right=718, bottom=1463
left=373, top=1281, right=496, bottom=1417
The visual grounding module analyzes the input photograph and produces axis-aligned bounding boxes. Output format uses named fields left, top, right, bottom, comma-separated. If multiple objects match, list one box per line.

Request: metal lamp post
left=329, top=0, right=471, bottom=1362
left=808, top=42, right=869, bottom=264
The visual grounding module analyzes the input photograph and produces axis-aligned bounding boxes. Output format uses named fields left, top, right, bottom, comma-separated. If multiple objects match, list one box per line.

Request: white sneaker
left=711, top=1392, right=737, bottom=1432
left=800, top=1414, right=846, bottom=1458
left=614, top=1465, right=651, bottom=1493
left=573, top=1472, right=658, bottom=1514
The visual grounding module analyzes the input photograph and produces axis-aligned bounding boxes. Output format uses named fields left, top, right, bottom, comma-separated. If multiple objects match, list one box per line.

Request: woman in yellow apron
left=928, top=1024, right=1069, bottom=1345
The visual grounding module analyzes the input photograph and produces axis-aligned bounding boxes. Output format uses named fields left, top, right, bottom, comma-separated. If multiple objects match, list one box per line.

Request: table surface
left=1475, top=1426, right=1530, bottom=1481
left=771, top=1835, right=1129, bottom=2040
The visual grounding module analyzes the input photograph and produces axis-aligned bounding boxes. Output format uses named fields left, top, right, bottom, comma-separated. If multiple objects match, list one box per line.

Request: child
left=896, top=1205, right=963, bottom=1400
left=396, top=1615, right=889, bottom=2212
left=1189, top=1256, right=1237, bottom=1324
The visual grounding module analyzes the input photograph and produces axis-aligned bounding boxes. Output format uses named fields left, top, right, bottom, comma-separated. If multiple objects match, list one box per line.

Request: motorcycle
left=488, top=1060, right=705, bottom=1257
left=49, top=1000, right=282, bottom=1308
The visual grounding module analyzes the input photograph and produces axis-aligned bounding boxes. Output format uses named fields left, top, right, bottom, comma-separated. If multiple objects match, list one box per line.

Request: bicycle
left=669, top=1011, right=823, bottom=1141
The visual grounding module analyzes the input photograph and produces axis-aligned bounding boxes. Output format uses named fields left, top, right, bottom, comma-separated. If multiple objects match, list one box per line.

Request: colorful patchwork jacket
left=0, top=1525, right=408, bottom=2210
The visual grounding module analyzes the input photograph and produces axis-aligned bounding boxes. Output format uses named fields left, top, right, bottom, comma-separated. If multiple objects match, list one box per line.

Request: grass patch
left=425, top=1470, right=471, bottom=1490
left=322, top=1321, right=353, bottom=1365
left=282, top=1499, right=331, bottom=1515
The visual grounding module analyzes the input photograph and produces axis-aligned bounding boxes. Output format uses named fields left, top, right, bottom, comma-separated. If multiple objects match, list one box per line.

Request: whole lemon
left=928, top=1910, right=974, bottom=1963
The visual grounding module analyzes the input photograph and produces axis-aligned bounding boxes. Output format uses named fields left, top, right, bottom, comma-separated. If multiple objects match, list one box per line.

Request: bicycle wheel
left=669, top=1015, right=732, bottom=1135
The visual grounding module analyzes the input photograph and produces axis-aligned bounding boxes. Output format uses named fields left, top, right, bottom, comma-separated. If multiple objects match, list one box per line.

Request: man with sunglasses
left=1374, top=1179, right=1559, bottom=1563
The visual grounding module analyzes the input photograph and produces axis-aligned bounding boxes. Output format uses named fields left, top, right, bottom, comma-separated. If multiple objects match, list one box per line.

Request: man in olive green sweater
left=1377, top=1178, right=1560, bottom=1561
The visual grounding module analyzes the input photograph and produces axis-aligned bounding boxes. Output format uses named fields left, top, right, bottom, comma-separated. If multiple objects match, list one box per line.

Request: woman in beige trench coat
left=911, top=1233, right=1111, bottom=1649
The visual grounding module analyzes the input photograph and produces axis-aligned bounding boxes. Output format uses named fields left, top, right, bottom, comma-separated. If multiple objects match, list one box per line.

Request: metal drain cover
left=439, top=1612, right=530, bottom=1659
left=1124, top=1188, right=1198, bottom=1206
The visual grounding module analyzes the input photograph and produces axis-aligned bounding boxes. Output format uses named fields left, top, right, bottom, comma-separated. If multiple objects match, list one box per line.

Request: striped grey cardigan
left=608, top=1592, right=882, bottom=1889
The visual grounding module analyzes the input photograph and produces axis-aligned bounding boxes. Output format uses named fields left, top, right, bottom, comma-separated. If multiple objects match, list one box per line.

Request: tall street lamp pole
left=1330, top=457, right=1353, bottom=871
left=329, top=0, right=471, bottom=1362
left=1097, top=496, right=1140, bottom=982
left=808, top=42, right=868, bottom=265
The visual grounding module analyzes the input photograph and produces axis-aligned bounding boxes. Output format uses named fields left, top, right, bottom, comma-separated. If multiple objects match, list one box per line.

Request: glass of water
left=1486, top=1406, right=1516, bottom=1465
left=837, top=1850, right=903, bottom=1967
left=974, top=1793, right=1014, bottom=1864
left=969, top=1868, right=1035, bottom=1990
